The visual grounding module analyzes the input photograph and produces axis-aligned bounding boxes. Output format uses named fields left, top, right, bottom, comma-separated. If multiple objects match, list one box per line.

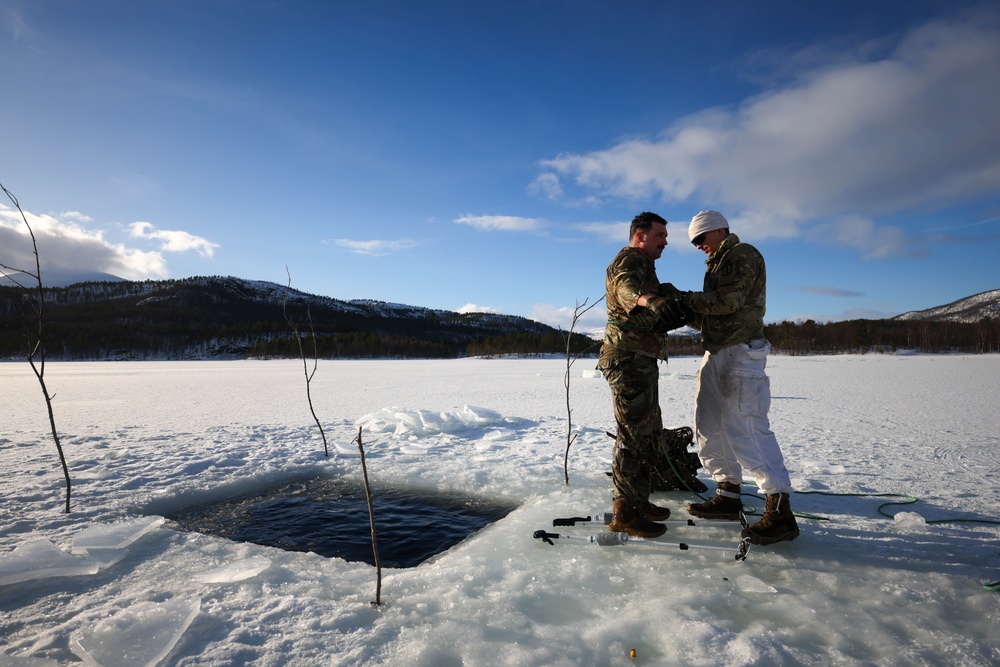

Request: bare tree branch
left=561, top=296, right=603, bottom=485
left=1, top=182, right=71, bottom=512
left=283, top=268, right=329, bottom=457
left=354, top=427, right=382, bottom=606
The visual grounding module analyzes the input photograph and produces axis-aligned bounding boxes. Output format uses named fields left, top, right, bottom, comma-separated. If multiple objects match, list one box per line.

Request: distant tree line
left=765, top=317, right=1000, bottom=354
left=465, top=331, right=599, bottom=358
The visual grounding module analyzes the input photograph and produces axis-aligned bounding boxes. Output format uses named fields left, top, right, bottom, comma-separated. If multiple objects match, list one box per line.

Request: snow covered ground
left=1, top=355, right=999, bottom=666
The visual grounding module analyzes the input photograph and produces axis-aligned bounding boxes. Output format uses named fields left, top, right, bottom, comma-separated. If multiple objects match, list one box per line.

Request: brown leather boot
left=742, top=493, right=799, bottom=545
left=609, top=498, right=667, bottom=537
left=687, top=481, right=742, bottom=520
left=642, top=501, right=671, bottom=521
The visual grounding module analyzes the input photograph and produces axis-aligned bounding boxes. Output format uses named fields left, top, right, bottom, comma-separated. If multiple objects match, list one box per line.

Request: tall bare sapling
left=283, top=269, right=329, bottom=457
left=0, top=182, right=71, bottom=512
left=354, top=427, right=382, bottom=606
left=562, top=297, right=602, bottom=484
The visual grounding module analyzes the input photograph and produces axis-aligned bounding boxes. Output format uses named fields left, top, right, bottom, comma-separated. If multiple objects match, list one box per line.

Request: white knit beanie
left=688, top=210, right=729, bottom=242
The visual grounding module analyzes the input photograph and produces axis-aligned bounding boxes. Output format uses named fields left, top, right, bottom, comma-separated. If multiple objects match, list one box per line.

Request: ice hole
left=162, top=477, right=518, bottom=568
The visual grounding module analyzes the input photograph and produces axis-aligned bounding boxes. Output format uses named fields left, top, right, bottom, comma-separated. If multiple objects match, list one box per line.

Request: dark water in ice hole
left=164, top=477, right=518, bottom=568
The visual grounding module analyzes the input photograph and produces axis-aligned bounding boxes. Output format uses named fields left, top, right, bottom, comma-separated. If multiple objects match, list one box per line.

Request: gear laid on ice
left=532, top=526, right=752, bottom=562
left=650, top=426, right=708, bottom=493
left=553, top=511, right=748, bottom=530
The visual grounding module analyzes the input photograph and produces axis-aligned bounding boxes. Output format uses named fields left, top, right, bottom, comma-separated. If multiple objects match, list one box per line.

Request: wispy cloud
left=330, top=239, right=421, bottom=256
left=575, top=221, right=630, bottom=244
left=129, top=222, right=219, bottom=257
left=795, top=286, right=865, bottom=297
left=538, top=9, right=1000, bottom=260
left=454, top=215, right=544, bottom=232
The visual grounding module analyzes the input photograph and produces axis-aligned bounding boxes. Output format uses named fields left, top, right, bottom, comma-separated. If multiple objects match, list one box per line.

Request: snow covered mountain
left=893, top=288, right=1000, bottom=323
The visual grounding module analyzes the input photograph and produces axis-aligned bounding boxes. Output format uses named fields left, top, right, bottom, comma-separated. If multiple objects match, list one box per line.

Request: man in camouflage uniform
left=665, top=210, right=798, bottom=546
left=600, top=212, right=692, bottom=538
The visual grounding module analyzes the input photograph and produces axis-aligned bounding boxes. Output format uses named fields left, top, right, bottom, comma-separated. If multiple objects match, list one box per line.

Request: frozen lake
left=2, top=355, right=999, bottom=665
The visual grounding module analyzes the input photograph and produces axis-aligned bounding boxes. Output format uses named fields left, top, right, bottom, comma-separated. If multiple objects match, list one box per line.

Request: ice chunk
left=0, top=653, right=60, bottom=666
left=737, top=575, right=778, bottom=593
left=82, top=547, right=130, bottom=571
left=0, top=539, right=99, bottom=587
left=893, top=511, right=927, bottom=531
left=69, top=596, right=201, bottom=667
left=71, top=516, right=165, bottom=554
left=581, top=369, right=602, bottom=379
left=194, top=555, right=271, bottom=583
left=482, top=428, right=516, bottom=441
left=457, top=405, right=502, bottom=426
left=333, top=441, right=361, bottom=457
left=416, top=409, right=448, bottom=431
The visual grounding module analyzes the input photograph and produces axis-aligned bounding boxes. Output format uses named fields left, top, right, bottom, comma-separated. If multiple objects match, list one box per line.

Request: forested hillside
left=0, top=276, right=595, bottom=360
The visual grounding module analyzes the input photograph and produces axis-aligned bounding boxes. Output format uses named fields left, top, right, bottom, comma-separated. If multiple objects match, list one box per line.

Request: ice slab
left=71, top=516, right=166, bottom=554
left=69, top=596, right=201, bottom=667
left=82, top=547, right=130, bottom=570
left=0, top=654, right=60, bottom=666
left=333, top=441, right=361, bottom=457
left=893, top=511, right=927, bottom=531
left=0, top=539, right=99, bottom=587
left=194, top=555, right=272, bottom=583
left=736, top=575, right=778, bottom=593
left=356, top=405, right=505, bottom=438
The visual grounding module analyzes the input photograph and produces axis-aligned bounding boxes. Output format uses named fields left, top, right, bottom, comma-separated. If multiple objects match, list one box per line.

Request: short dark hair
left=630, top=211, right=667, bottom=239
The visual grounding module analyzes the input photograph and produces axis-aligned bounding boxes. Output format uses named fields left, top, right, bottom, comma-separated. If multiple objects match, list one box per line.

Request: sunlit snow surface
left=1, top=356, right=999, bottom=666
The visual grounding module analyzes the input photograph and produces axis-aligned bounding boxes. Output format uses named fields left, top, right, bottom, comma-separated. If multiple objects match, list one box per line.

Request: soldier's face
left=694, top=228, right=725, bottom=256
left=635, top=223, right=668, bottom=260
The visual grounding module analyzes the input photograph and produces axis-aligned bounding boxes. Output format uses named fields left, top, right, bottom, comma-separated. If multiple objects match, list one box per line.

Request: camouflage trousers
left=599, top=347, right=663, bottom=506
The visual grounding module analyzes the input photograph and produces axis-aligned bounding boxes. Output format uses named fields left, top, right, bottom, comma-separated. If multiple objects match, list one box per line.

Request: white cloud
left=539, top=9, right=1000, bottom=259
left=530, top=302, right=607, bottom=337
left=527, top=173, right=563, bottom=200
left=1, top=205, right=168, bottom=280
left=129, top=221, right=219, bottom=257
left=330, top=239, right=421, bottom=256
left=454, top=215, right=544, bottom=232
left=575, top=221, right=630, bottom=244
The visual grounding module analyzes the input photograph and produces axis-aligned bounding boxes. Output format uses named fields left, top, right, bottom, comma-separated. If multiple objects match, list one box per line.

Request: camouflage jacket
left=684, top=234, right=766, bottom=353
left=602, top=246, right=670, bottom=360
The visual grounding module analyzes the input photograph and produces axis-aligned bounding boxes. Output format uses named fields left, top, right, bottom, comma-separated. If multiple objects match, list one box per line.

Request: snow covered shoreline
left=2, top=355, right=999, bottom=665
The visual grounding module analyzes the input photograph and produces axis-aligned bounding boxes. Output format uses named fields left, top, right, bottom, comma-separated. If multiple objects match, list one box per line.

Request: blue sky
left=2, top=1, right=999, bottom=333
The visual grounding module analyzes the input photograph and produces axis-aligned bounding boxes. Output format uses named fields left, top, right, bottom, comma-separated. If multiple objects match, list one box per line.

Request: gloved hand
left=658, top=283, right=683, bottom=300
left=646, top=296, right=694, bottom=332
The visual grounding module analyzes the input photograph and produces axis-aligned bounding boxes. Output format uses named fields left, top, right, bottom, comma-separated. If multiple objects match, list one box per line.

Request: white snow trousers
left=694, top=339, right=792, bottom=496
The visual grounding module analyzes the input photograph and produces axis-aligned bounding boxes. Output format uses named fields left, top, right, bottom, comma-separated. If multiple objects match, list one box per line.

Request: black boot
left=687, top=481, right=742, bottom=520
left=609, top=498, right=667, bottom=537
left=741, top=493, right=799, bottom=545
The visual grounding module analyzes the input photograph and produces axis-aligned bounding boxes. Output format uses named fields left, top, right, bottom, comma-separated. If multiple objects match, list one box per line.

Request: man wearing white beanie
left=662, top=210, right=799, bottom=546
